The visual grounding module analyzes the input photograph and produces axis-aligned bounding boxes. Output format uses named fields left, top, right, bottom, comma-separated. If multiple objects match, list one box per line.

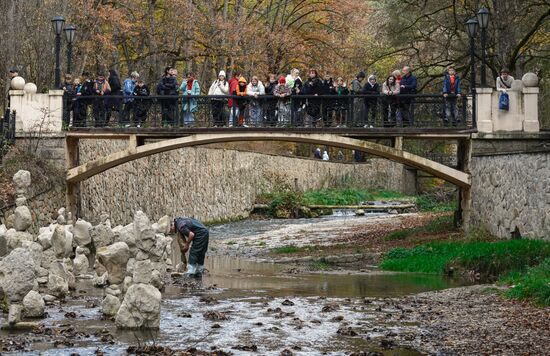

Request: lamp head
left=52, top=16, right=66, bottom=35
left=477, top=7, right=490, bottom=29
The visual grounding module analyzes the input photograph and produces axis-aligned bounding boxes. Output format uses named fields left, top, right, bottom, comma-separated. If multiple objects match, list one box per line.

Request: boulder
left=156, top=215, right=171, bottom=234
left=51, top=225, right=72, bottom=259
left=0, top=248, right=36, bottom=302
left=73, top=219, right=92, bottom=247
left=126, top=258, right=136, bottom=276
left=12, top=170, right=31, bottom=193
left=22, top=291, right=45, bottom=318
left=93, top=272, right=109, bottom=287
left=122, top=276, right=133, bottom=294
left=97, top=242, right=130, bottom=285
left=101, top=294, right=121, bottom=317
left=5, top=214, right=14, bottom=229
left=21, top=241, right=43, bottom=269
left=115, top=283, right=161, bottom=329
left=150, top=270, right=164, bottom=290
left=5, top=229, right=33, bottom=251
left=41, top=249, right=57, bottom=269
left=37, top=230, right=53, bottom=250
left=47, top=274, right=68, bottom=298
left=134, top=211, right=155, bottom=252
left=0, top=229, right=7, bottom=257
left=132, top=259, right=152, bottom=284
left=116, top=223, right=136, bottom=254
left=49, top=260, right=76, bottom=290
left=8, top=304, right=23, bottom=326
left=15, top=197, right=27, bottom=207
left=73, top=253, right=89, bottom=276
left=90, top=222, right=114, bottom=249
left=149, top=234, right=170, bottom=262
left=14, top=206, right=32, bottom=232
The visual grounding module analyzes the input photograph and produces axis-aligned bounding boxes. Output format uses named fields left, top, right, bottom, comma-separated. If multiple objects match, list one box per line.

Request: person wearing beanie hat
left=208, top=70, right=230, bottom=126
left=274, top=75, right=292, bottom=125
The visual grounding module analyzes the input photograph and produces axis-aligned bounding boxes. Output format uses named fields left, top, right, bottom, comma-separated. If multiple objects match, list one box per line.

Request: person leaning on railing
left=330, top=77, right=350, bottom=128
left=273, top=76, right=292, bottom=126
left=264, top=74, right=279, bottom=127
left=180, top=72, right=200, bottom=126
left=208, top=70, right=229, bottom=127
left=246, top=76, right=265, bottom=126
left=442, top=65, right=462, bottom=125
left=233, top=77, right=248, bottom=127
left=382, top=75, right=400, bottom=126
left=362, top=75, right=379, bottom=128
left=132, top=79, right=150, bottom=128
left=93, top=73, right=112, bottom=127
left=399, top=66, right=417, bottom=126
left=156, top=66, right=179, bottom=127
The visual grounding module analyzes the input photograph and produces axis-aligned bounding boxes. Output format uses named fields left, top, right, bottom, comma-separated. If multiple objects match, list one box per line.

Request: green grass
left=384, top=215, right=454, bottom=241
left=310, top=259, right=332, bottom=270
left=272, top=245, right=301, bottom=254
left=500, top=258, right=550, bottom=306
left=302, top=188, right=410, bottom=206
left=415, top=195, right=457, bottom=212
left=380, top=239, right=550, bottom=276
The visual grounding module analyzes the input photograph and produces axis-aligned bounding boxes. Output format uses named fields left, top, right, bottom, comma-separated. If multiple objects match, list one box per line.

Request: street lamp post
left=52, top=16, right=65, bottom=89
left=64, top=25, right=76, bottom=75
left=466, top=18, right=478, bottom=127
left=477, top=7, right=490, bottom=87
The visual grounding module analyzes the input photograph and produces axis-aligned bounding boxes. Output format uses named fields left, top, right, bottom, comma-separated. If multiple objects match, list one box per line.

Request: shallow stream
left=1, top=215, right=466, bottom=355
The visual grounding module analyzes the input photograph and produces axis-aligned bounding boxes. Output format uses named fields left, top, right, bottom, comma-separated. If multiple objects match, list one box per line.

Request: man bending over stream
left=170, top=217, right=210, bottom=278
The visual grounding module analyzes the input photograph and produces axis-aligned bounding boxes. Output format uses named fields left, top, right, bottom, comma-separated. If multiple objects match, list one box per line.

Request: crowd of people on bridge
left=51, top=64, right=510, bottom=129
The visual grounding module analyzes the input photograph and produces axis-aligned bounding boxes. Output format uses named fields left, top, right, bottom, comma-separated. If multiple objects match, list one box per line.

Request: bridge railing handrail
left=71, top=93, right=465, bottom=100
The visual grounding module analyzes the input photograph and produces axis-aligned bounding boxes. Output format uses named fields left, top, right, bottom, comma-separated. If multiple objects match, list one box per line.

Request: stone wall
left=79, top=139, right=415, bottom=225
left=470, top=153, right=550, bottom=239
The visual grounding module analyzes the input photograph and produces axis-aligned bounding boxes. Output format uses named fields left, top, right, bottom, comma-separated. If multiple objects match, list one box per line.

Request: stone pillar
left=9, top=87, right=64, bottom=135
left=523, top=87, right=540, bottom=133
left=476, top=87, right=493, bottom=133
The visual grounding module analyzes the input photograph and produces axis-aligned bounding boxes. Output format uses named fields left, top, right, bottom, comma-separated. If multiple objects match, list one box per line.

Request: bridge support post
left=65, top=136, right=80, bottom=219
left=457, top=138, right=472, bottom=232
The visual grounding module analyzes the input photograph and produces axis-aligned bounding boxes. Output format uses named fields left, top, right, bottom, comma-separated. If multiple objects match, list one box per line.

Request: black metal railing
left=65, top=94, right=472, bottom=130
left=0, top=109, right=16, bottom=161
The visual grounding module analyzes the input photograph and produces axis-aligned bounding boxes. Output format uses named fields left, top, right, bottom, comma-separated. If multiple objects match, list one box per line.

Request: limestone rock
left=156, top=215, right=171, bottom=234
left=51, top=225, right=72, bottom=259
left=101, top=294, right=121, bottom=317
left=117, top=223, right=136, bottom=254
left=14, top=206, right=32, bottom=231
left=8, top=304, right=23, bottom=326
left=15, top=197, right=27, bottom=207
left=41, top=249, right=56, bottom=269
left=97, top=242, right=130, bottom=285
left=0, top=227, right=7, bottom=257
left=0, top=248, right=36, bottom=302
left=149, top=234, right=170, bottom=262
left=90, top=222, right=114, bottom=249
left=126, top=258, right=136, bottom=276
left=37, top=230, right=53, bottom=250
left=133, top=259, right=152, bottom=284
left=13, top=170, right=31, bottom=191
left=115, top=283, right=161, bottom=329
left=47, top=274, right=68, bottom=298
left=73, top=253, right=89, bottom=276
left=150, top=270, right=164, bottom=290
left=5, top=229, right=34, bottom=252
left=21, top=241, right=43, bottom=269
left=49, top=260, right=76, bottom=291
left=23, top=291, right=45, bottom=318
left=134, top=211, right=155, bottom=252
left=74, top=219, right=92, bottom=247
left=136, top=250, right=149, bottom=261
left=122, top=276, right=133, bottom=294
left=93, top=272, right=109, bottom=287
left=5, top=214, right=14, bottom=229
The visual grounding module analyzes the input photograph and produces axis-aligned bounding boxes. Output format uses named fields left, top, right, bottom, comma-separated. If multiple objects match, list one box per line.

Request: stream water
left=1, top=215, right=466, bottom=355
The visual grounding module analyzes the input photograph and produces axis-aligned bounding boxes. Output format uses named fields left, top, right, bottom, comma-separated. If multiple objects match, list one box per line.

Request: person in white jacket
left=208, top=70, right=229, bottom=126
left=247, top=76, right=265, bottom=126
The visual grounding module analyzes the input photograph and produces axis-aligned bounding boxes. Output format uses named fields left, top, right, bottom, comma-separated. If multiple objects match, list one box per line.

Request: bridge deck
left=67, top=127, right=475, bottom=140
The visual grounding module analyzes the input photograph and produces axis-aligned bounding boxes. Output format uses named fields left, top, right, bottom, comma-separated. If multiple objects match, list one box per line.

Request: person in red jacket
left=228, top=71, right=241, bottom=126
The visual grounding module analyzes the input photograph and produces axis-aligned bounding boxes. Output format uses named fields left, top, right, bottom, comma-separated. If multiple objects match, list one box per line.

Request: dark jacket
left=399, top=74, right=417, bottom=94
left=81, top=79, right=95, bottom=96
left=133, top=85, right=150, bottom=97
left=156, top=76, right=178, bottom=96
left=265, top=81, right=278, bottom=96
left=108, top=70, right=122, bottom=94
left=362, top=82, right=379, bottom=95
left=443, top=74, right=461, bottom=95
left=302, top=77, right=323, bottom=95
left=322, top=79, right=334, bottom=95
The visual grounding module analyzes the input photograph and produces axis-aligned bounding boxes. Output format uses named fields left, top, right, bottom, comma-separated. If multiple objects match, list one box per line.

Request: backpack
left=499, top=92, right=509, bottom=111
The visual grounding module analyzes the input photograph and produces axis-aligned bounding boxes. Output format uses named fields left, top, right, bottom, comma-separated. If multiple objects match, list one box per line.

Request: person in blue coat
left=442, top=65, right=461, bottom=124
left=171, top=217, right=209, bottom=278
left=399, top=66, right=417, bottom=126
